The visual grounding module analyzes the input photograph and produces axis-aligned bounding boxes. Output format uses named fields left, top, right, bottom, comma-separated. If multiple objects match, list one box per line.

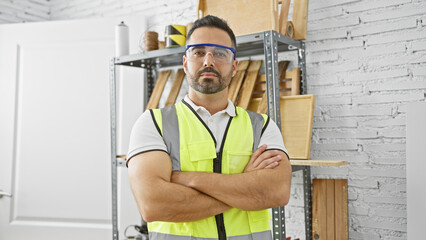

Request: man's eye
left=215, top=52, right=226, bottom=58
left=193, top=50, right=205, bottom=56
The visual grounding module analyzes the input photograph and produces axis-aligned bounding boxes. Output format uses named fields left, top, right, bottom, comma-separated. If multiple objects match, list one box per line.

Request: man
left=127, top=15, right=291, bottom=240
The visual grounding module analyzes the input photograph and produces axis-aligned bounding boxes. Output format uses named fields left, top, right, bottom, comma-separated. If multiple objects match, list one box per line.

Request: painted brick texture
left=0, top=0, right=50, bottom=23
left=4, top=0, right=425, bottom=240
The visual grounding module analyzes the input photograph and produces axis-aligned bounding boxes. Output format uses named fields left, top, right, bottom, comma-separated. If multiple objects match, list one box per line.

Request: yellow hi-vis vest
left=148, top=100, right=273, bottom=240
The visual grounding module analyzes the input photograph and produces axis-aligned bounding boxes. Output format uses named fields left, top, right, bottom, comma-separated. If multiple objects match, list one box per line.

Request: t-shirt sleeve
left=258, top=118, right=290, bottom=160
left=126, top=110, right=168, bottom=166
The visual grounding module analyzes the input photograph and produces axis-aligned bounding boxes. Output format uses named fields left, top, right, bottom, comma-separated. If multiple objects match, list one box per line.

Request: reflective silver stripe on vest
left=149, top=230, right=272, bottom=240
left=246, top=110, right=266, bottom=152
left=161, top=105, right=181, bottom=171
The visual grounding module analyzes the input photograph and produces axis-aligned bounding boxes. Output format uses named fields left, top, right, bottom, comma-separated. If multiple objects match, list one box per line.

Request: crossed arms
left=128, top=144, right=291, bottom=222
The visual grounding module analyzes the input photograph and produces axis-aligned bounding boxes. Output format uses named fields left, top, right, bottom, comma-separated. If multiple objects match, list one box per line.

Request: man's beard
left=186, top=67, right=233, bottom=94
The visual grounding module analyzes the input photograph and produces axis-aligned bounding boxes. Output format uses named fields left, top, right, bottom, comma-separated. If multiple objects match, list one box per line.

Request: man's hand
left=244, top=144, right=282, bottom=173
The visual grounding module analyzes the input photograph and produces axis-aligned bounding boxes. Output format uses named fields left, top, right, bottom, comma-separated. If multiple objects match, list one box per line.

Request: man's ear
left=183, top=55, right=187, bottom=73
left=232, top=59, right=239, bottom=77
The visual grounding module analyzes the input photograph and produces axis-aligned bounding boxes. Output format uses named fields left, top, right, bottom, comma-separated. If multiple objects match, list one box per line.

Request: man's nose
left=203, top=52, right=215, bottom=67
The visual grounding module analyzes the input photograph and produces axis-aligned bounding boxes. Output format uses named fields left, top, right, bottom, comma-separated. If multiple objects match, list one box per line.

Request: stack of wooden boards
left=145, top=69, right=186, bottom=109
left=197, top=0, right=309, bottom=39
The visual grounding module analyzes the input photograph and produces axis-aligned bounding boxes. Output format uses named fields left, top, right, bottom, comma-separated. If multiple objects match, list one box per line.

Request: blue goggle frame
left=185, top=43, right=237, bottom=59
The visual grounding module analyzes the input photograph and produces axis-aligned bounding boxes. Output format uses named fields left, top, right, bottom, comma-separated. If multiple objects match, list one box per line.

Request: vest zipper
left=181, top=100, right=232, bottom=240
left=213, top=117, right=233, bottom=240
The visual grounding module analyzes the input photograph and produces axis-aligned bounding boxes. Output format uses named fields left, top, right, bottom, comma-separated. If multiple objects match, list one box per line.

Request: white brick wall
left=0, top=0, right=50, bottom=23
left=4, top=0, right=426, bottom=239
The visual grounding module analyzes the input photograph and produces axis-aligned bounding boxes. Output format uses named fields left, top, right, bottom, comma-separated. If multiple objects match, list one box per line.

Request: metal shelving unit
left=110, top=30, right=312, bottom=240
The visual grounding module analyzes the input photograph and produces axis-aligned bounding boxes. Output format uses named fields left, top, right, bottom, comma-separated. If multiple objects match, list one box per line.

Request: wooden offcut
left=145, top=70, right=172, bottom=110
left=312, top=179, right=348, bottom=240
left=228, top=60, right=249, bottom=103
left=236, top=60, right=262, bottom=109
left=165, top=69, right=186, bottom=107
left=279, top=0, right=291, bottom=35
left=293, top=0, right=309, bottom=40
left=198, top=0, right=279, bottom=36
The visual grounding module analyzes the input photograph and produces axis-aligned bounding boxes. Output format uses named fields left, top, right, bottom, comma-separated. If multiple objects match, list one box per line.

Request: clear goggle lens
left=185, top=44, right=236, bottom=64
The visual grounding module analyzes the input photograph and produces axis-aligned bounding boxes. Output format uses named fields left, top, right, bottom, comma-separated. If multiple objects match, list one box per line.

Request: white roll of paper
left=115, top=21, right=129, bottom=57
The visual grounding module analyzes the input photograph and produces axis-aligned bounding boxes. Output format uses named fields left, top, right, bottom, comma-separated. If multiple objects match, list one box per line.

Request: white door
left=0, top=16, right=145, bottom=240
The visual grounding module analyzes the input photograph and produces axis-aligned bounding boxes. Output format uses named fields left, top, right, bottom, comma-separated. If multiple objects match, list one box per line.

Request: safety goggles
left=185, top=43, right=236, bottom=64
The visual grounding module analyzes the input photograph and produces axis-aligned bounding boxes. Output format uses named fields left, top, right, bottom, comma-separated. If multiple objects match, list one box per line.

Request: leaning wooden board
left=165, top=69, right=185, bottom=107
left=198, top=0, right=278, bottom=36
left=228, top=60, right=249, bottom=103
left=145, top=70, right=172, bottom=110
left=312, top=179, right=348, bottom=240
left=236, top=60, right=262, bottom=109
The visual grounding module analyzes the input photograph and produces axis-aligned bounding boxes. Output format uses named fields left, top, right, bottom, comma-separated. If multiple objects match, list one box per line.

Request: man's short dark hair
left=187, top=15, right=237, bottom=49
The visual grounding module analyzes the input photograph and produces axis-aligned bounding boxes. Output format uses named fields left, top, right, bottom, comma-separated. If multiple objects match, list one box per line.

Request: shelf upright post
left=303, top=166, right=313, bottom=240
left=298, top=41, right=307, bottom=95
left=145, top=60, right=156, bottom=107
left=109, top=58, right=119, bottom=240
left=264, top=30, right=286, bottom=240
left=297, top=41, right=312, bottom=240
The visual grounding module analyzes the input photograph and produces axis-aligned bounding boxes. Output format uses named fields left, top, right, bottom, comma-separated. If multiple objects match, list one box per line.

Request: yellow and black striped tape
left=166, top=34, right=186, bottom=48
left=165, top=25, right=186, bottom=48
left=165, top=24, right=186, bottom=36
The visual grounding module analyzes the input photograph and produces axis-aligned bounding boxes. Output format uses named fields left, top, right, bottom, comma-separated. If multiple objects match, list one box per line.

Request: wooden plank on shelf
left=313, top=179, right=327, bottom=240
left=198, top=0, right=279, bottom=36
left=165, top=69, right=185, bottom=107
left=146, top=70, right=172, bottom=110
left=293, top=0, right=309, bottom=40
left=237, top=60, right=262, bottom=109
left=228, top=60, right=249, bottom=103
left=335, top=179, right=349, bottom=240
left=326, top=180, right=335, bottom=240
left=290, top=160, right=348, bottom=166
